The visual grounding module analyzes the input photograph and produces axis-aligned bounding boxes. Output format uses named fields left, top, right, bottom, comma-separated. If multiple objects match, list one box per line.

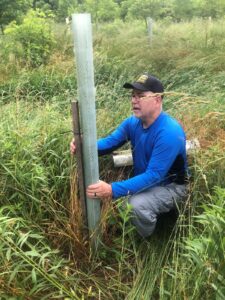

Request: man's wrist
left=109, top=183, right=113, bottom=198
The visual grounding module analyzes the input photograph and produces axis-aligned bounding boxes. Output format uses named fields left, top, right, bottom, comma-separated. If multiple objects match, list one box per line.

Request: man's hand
left=70, top=138, right=76, bottom=155
left=86, top=180, right=112, bottom=200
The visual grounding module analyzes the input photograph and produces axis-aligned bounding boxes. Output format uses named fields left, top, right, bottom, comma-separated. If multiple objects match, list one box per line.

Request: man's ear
left=156, top=95, right=162, bottom=102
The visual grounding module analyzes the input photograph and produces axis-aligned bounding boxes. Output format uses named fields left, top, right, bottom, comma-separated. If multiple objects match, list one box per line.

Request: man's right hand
left=70, top=138, right=76, bottom=154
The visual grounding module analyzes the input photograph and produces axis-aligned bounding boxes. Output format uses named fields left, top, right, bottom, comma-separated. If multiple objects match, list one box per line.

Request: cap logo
left=136, top=74, right=148, bottom=84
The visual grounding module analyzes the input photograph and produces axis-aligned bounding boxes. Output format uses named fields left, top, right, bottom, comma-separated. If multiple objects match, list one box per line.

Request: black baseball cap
left=123, top=74, right=164, bottom=94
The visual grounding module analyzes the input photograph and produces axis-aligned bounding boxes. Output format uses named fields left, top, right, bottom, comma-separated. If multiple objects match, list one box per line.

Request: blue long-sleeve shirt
left=98, top=112, right=187, bottom=199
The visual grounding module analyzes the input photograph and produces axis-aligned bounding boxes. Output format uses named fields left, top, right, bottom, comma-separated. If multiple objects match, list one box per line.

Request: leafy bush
left=5, top=10, right=56, bottom=68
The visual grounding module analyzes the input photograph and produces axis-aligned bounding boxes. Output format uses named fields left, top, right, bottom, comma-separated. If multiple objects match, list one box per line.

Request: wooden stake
left=71, top=101, right=88, bottom=229
left=147, top=17, right=153, bottom=46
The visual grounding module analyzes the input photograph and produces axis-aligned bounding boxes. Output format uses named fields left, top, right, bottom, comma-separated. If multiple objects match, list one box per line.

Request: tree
left=0, top=0, right=31, bottom=33
left=32, top=0, right=58, bottom=10
left=172, top=0, right=194, bottom=21
left=194, top=0, right=225, bottom=18
left=56, top=0, right=79, bottom=21
left=81, top=0, right=119, bottom=22
left=123, top=0, right=164, bottom=21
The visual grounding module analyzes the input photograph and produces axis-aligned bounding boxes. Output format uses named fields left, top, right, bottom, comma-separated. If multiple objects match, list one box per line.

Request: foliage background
left=2, top=0, right=225, bottom=32
left=0, top=0, right=225, bottom=299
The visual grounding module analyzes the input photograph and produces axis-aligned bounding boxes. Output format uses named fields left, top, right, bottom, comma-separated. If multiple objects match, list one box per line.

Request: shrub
left=5, top=10, right=56, bottom=68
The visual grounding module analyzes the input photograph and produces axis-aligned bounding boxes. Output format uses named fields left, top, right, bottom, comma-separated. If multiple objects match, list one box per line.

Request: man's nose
left=131, top=95, right=139, bottom=103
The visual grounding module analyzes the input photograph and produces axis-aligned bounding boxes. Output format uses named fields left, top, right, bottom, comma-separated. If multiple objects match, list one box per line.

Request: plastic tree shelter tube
left=72, top=13, right=101, bottom=241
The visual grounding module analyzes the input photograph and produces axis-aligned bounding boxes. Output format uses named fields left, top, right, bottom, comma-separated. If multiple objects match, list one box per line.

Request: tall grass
left=0, top=19, right=224, bottom=299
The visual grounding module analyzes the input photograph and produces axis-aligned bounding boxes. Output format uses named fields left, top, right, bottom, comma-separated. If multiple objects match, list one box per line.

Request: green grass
left=0, top=19, right=224, bottom=299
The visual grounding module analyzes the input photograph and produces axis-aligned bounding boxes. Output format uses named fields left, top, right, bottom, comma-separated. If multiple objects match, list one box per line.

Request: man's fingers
left=70, top=139, right=76, bottom=154
left=87, top=183, right=100, bottom=189
left=86, top=187, right=100, bottom=195
left=71, top=143, right=76, bottom=150
left=86, top=181, right=112, bottom=200
left=86, top=191, right=95, bottom=198
left=87, top=183, right=102, bottom=198
left=86, top=190, right=101, bottom=199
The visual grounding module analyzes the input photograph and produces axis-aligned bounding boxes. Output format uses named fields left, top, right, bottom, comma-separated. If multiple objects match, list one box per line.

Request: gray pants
left=128, top=183, right=187, bottom=238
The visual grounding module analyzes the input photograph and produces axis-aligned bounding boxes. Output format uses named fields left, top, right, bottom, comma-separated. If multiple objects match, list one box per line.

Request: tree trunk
left=0, top=24, right=4, bottom=35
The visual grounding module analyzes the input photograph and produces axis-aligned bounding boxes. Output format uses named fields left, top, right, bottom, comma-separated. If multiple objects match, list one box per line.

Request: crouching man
left=70, top=74, right=188, bottom=237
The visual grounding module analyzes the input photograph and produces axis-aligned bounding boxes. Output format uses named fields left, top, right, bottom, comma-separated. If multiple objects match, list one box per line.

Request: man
left=71, top=74, right=188, bottom=237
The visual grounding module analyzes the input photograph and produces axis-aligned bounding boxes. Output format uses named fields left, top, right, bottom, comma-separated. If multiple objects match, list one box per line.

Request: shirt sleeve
left=111, top=130, right=185, bottom=199
left=97, top=118, right=130, bottom=155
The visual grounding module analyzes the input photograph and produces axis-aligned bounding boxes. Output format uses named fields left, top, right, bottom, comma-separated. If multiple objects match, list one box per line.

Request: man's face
left=131, top=89, right=160, bottom=120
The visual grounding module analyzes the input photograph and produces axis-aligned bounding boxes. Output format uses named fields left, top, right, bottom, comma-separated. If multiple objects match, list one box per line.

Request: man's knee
left=128, top=194, right=156, bottom=237
left=128, top=194, right=156, bottom=223
left=128, top=194, right=143, bottom=216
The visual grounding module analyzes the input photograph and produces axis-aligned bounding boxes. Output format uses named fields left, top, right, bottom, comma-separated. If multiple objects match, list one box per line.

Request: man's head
left=123, top=74, right=164, bottom=96
left=123, top=74, right=164, bottom=126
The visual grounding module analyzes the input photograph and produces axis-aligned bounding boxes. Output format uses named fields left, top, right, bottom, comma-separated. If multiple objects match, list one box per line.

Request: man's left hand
left=86, top=180, right=112, bottom=200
